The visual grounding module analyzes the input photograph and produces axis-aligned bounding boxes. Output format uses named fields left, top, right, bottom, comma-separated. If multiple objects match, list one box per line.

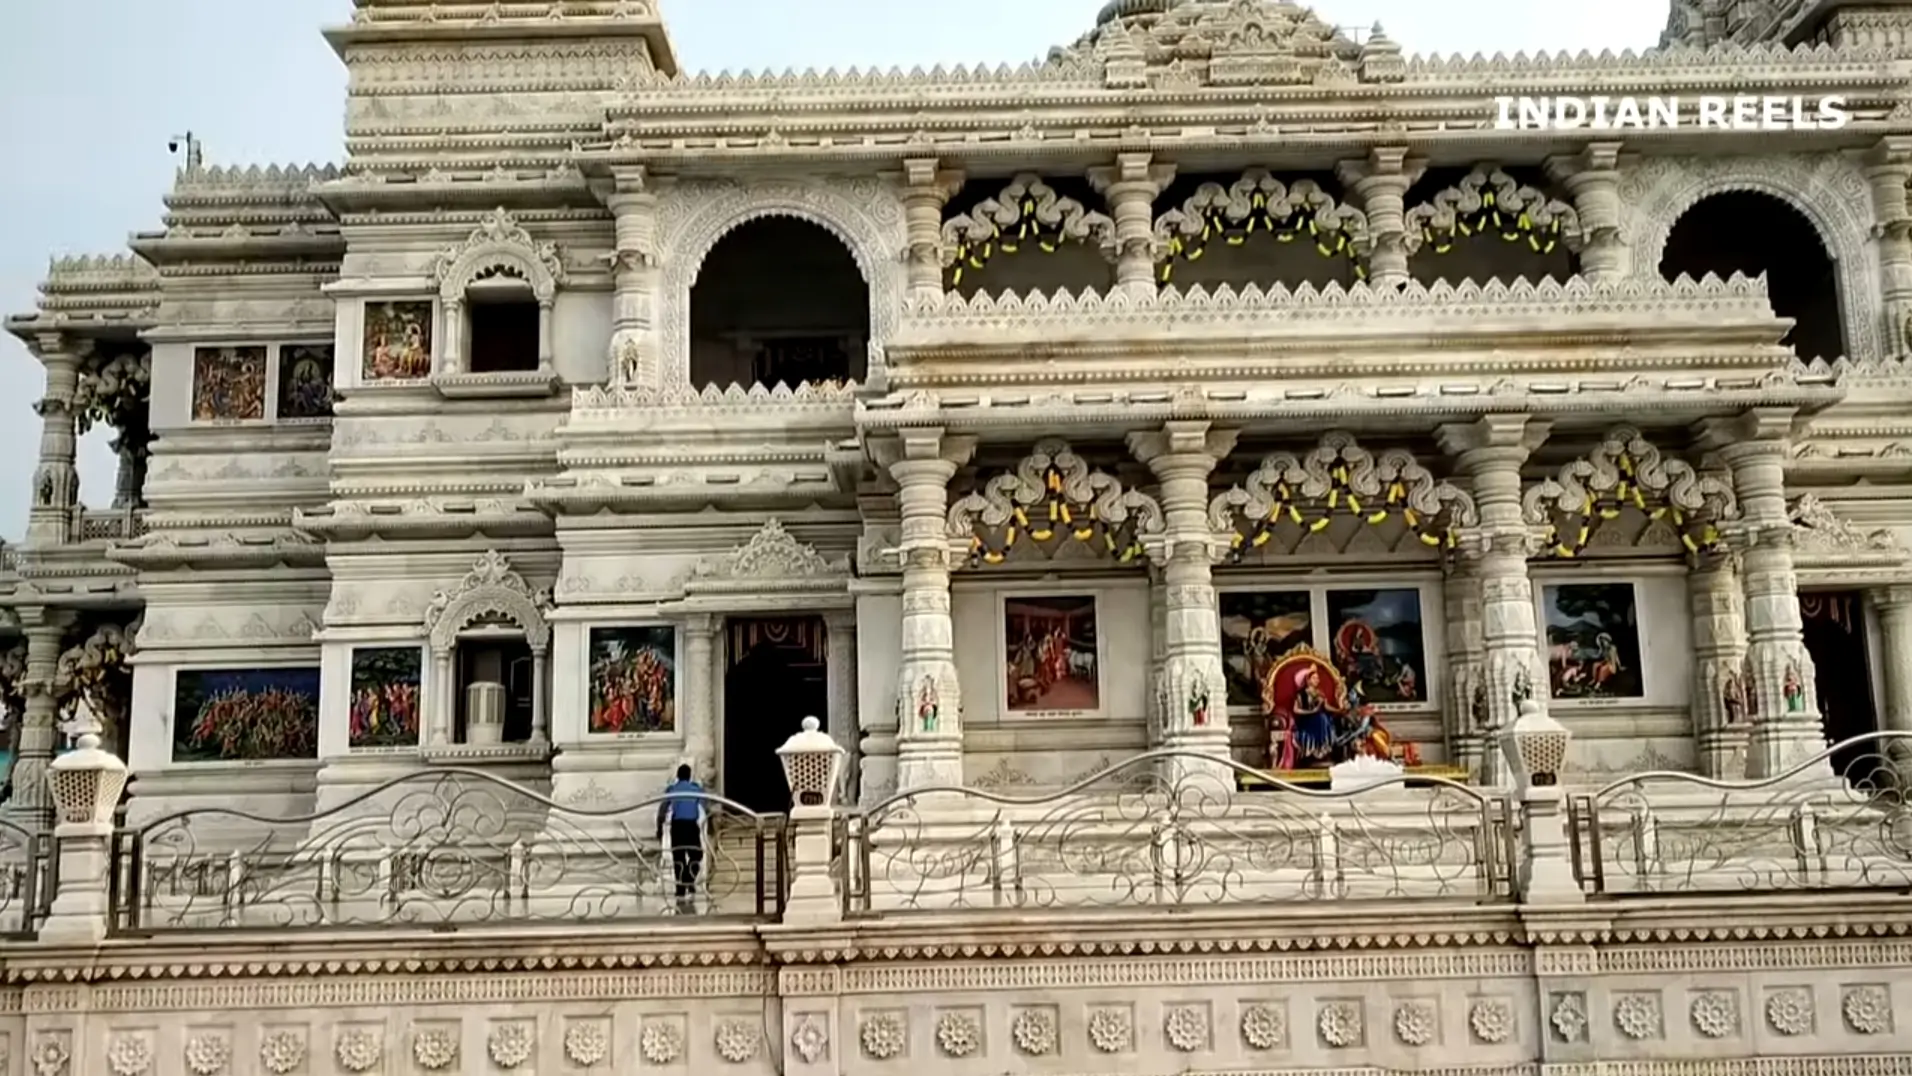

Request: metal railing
left=0, top=820, right=53, bottom=940
left=1567, top=732, right=1912, bottom=896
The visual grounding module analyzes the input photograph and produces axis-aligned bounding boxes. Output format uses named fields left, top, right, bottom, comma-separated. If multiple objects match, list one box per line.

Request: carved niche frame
left=420, top=550, right=554, bottom=753
left=429, top=207, right=566, bottom=395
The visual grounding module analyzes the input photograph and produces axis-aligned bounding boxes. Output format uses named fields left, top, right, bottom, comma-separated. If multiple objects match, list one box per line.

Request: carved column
left=1863, top=138, right=1912, bottom=357
left=1441, top=559, right=1488, bottom=778
left=9, top=608, right=73, bottom=832
left=1130, top=422, right=1238, bottom=766
left=428, top=648, right=455, bottom=746
left=1545, top=143, right=1629, bottom=283
left=1441, top=416, right=1552, bottom=788
left=1689, top=552, right=1750, bottom=778
left=897, top=159, right=964, bottom=302
left=27, top=335, right=84, bottom=546
left=1337, top=147, right=1424, bottom=290
left=875, top=428, right=976, bottom=790
left=682, top=614, right=718, bottom=783
left=598, top=166, right=664, bottom=387
left=1697, top=411, right=1831, bottom=779
left=1089, top=153, right=1176, bottom=297
left=441, top=299, right=466, bottom=375
left=1147, top=567, right=1169, bottom=750
left=824, top=609, right=858, bottom=794
left=1874, top=586, right=1912, bottom=756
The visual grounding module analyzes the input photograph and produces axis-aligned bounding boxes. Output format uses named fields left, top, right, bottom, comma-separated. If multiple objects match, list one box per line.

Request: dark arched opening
left=689, top=217, right=870, bottom=389
left=1659, top=191, right=1845, bottom=363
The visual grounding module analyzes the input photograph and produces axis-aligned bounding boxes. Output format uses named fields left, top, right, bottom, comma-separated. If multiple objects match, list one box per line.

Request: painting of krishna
left=1259, top=645, right=1400, bottom=771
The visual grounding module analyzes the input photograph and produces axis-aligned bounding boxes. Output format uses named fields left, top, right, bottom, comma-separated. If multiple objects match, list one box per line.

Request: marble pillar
left=1863, top=137, right=1912, bottom=357
left=824, top=609, right=858, bottom=796
left=1129, top=422, right=1239, bottom=766
left=1546, top=143, right=1629, bottom=283
left=1337, top=146, right=1424, bottom=290
left=441, top=299, right=466, bottom=375
left=27, top=335, right=83, bottom=546
left=1146, top=568, right=1168, bottom=751
left=897, top=158, right=963, bottom=303
left=1698, top=411, right=1831, bottom=779
left=1089, top=153, right=1176, bottom=297
left=599, top=166, right=664, bottom=387
left=1441, top=416, right=1552, bottom=789
left=1872, top=585, right=1912, bottom=755
left=1441, top=559, right=1488, bottom=777
left=682, top=614, right=718, bottom=783
left=1689, top=553, right=1750, bottom=778
left=875, top=429, right=975, bottom=790
left=9, top=608, right=73, bottom=832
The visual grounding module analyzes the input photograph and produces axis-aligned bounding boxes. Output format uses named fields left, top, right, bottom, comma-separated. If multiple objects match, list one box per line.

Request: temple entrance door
left=722, top=616, right=829, bottom=813
left=1799, top=591, right=1879, bottom=782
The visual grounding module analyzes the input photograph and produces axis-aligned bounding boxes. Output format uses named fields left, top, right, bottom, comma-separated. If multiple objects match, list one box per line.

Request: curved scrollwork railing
left=108, top=769, right=786, bottom=935
left=840, top=750, right=1513, bottom=916
left=0, top=818, right=52, bottom=940
left=1566, top=732, right=1912, bottom=896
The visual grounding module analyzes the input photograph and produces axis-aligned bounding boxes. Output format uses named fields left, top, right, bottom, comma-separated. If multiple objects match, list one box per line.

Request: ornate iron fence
left=0, top=819, right=53, bottom=940
left=840, top=750, right=1515, bottom=915
left=1566, top=732, right=1912, bottom=896
left=107, top=768, right=786, bottom=935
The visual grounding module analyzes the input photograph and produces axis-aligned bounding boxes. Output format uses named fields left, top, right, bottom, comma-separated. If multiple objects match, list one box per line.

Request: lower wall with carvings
left=1, top=898, right=1908, bottom=1076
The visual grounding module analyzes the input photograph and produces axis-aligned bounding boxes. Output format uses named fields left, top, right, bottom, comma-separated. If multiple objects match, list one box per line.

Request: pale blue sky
left=0, top=0, right=1670, bottom=541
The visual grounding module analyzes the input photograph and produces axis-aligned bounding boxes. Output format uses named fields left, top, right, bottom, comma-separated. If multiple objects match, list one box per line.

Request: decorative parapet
left=170, top=163, right=342, bottom=199
left=568, top=379, right=858, bottom=419
left=1789, top=494, right=1909, bottom=575
left=5, top=254, right=160, bottom=339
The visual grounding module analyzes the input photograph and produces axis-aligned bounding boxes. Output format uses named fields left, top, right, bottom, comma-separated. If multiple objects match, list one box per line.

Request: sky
left=0, top=0, right=1671, bottom=541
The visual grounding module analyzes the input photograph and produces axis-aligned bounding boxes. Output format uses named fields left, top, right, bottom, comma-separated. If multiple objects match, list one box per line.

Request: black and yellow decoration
left=1411, top=171, right=1570, bottom=257
left=966, top=464, right=1148, bottom=567
left=1158, top=175, right=1366, bottom=284
left=1533, top=451, right=1724, bottom=558
left=1221, top=462, right=1460, bottom=564
left=944, top=176, right=1106, bottom=290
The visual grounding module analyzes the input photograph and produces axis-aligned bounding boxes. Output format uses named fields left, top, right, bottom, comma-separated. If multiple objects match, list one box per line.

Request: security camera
left=167, top=140, right=178, bottom=153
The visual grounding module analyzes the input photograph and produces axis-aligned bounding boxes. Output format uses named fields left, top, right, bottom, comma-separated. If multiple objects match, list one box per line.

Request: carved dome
left=1096, top=0, right=1184, bottom=26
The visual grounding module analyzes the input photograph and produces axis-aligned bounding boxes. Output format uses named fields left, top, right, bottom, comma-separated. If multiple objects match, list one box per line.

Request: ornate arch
left=423, top=550, right=552, bottom=655
left=941, top=174, right=1115, bottom=287
left=653, top=178, right=907, bottom=390
left=1153, top=169, right=1371, bottom=284
left=947, top=439, right=1164, bottom=567
left=1624, top=154, right=1879, bottom=362
left=432, top=207, right=565, bottom=302
left=1521, top=425, right=1737, bottom=558
left=1402, top=164, right=1582, bottom=258
left=1208, top=432, right=1477, bottom=561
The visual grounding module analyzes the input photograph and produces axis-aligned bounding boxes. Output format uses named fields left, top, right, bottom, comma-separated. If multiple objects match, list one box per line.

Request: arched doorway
left=1659, top=190, right=1845, bottom=363
left=721, top=616, right=828, bottom=813
left=689, top=217, right=870, bottom=390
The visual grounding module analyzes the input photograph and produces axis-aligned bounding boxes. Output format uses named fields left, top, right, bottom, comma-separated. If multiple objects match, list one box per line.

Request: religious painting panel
left=361, top=300, right=434, bottom=381
left=191, top=346, right=267, bottom=422
left=348, top=646, right=423, bottom=749
left=277, top=344, right=336, bottom=419
left=171, top=667, right=320, bottom=763
left=1543, top=582, right=1645, bottom=700
left=588, top=626, right=677, bottom=734
left=1218, top=590, right=1312, bottom=708
left=1261, top=646, right=1397, bottom=772
left=1003, top=595, right=1100, bottom=714
left=1325, top=588, right=1428, bottom=706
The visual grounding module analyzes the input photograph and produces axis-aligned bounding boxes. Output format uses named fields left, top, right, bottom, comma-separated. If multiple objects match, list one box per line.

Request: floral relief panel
left=1004, top=596, right=1100, bottom=713
left=1544, top=582, right=1645, bottom=700
left=1219, top=590, right=1312, bottom=708
left=171, top=667, right=320, bottom=763
left=588, top=627, right=677, bottom=734
left=349, top=646, right=423, bottom=749
left=277, top=344, right=336, bottom=419
left=191, top=346, right=267, bottom=421
left=361, top=300, right=434, bottom=381
left=1325, top=588, right=1428, bottom=705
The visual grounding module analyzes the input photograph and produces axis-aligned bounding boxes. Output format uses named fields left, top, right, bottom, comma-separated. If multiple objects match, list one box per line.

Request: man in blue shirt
left=655, top=764, right=705, bottom=912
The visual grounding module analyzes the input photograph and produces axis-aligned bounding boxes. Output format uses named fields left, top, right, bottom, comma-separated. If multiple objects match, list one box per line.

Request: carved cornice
left=293, top=500, right=553, bottom=542
left=1789, top=493, right=1909, bottom=571
left=431, top=206, right=565, bottom=302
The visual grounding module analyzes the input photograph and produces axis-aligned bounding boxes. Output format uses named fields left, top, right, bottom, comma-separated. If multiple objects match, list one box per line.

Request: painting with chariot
left=588, top=626, right=677, bottom=733
left=1003, top=596, right=1099, bottom=713
left=1218, top=590, right=1312, bottom=708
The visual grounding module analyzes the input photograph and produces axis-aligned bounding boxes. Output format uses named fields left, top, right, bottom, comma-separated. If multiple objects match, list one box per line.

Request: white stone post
left=27, top=334, right=83, bottom=546
left=1698, top=411, right=1832, bottom=779
left=1689, top=553, right=1750, bottom=778
left=528, top=646, right=549, bottom=744
left=1498, top=700, right=1583, bottom=904
left=598, top=166, right=664, bottom=387
left=441, top=299, right=466, bottom=375
left=40, top=711, right=128, bottom=944
left=1441, top=416, right=1552, bottom=789
left=897, top=158, right=963, bottom=303
left=776, top=717, right=845, bottom=925
left=1129, top=422, right=1238, bottom=769
left=8, top=608, right=73, bottom=833
left=1337, top=146, right=1424, bottom=290
left=1441, top=559, right=1488, bottom=778
left=682, top=615, right=718, bottom=783
left=536, top=299, right=556, bottom=373
left=1089, top=152, right=1175, bottom=297
left=428, top=649, right=456, bottom=746
left=824, top=609, right=858, bottom=795
left=1873, top=585, right=1912, bottom=757
left=1546, top=143, right=1629, bottom=283
left=1864, top=137, right=1912, bottom=357
left=1146, top=568, right=1168, bottom=750
left=875, top=429, right=975, bottom=790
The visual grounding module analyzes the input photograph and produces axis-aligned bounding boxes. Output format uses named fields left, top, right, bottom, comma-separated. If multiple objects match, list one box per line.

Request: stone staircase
left=692, top=816, right=786, bottom=917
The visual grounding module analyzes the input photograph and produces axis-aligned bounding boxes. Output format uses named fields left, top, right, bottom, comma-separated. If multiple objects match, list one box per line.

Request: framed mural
left=1325, top=588, right=1428, bottom=706
left=191, top=346, right=267, bottom=421
left=348, top=646, right=423, bottom=749
left=171, top=667, right=320, bottom=763
left=361, top=300, right=434, bottom=381
left=587, top=626, right=677, bottom=734
left=277, top=344, right=336, bottom=419
left=1003, top=595, right=1100, bottom=713
left=1542, top=582, right=1645, bottom=701
left=1218, top=590, right=1312, bottom=708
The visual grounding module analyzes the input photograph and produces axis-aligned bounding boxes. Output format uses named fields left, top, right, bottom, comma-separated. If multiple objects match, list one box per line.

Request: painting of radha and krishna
left=1220, top=588, right=1428, bottom=773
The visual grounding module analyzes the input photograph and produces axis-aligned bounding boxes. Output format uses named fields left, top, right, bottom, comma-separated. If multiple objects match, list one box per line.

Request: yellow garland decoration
left=1160, top=190, right=1366, bottom=283
left=1421, top=186, right=1562, bottom=256
left=968, top=466, right=1147, bottom=566
left=947, top=193, right=1072, bottom=289
left=1539, top=452, right=1723, bottom=558
left=1224, top=466, right=1456, bottom=563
